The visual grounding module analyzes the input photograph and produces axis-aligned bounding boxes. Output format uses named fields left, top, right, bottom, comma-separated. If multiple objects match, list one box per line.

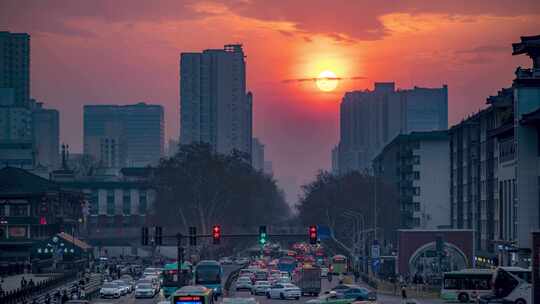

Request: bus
left=194, top=260, right=223, bottom=297
left=479, top=266, right=532, bottom=304
left=162, top=262, right=193, bottom=297
left=440, top=268, right=493, bottom=303
left=277, top=256, right=297, bottom=273
left=330, top=255, right=348, bottom=275
left=171, top=285, right=215, bottom=304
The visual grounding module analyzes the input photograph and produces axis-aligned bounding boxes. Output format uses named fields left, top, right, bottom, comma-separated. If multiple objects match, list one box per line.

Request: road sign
left=317, top=225, right=331, bottom=240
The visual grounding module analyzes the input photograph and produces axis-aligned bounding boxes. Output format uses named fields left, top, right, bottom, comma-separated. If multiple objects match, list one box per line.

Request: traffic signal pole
left=177, top=233, right=184, bottom=288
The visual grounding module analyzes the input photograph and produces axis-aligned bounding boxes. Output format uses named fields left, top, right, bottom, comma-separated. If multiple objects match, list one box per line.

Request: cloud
left=456, top=44, right=510, bottom=54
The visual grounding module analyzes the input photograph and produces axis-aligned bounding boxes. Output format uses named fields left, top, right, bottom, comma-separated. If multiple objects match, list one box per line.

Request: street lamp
left=342, top=211, right=365, bottom=273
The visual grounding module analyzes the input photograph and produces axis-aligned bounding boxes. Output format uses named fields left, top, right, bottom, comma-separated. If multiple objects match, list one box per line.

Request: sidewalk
left=1, top=273, right=51, bottom=292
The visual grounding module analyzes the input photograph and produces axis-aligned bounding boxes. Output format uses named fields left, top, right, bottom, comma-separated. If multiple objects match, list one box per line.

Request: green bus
left=171, top=285, right=215, bottom=304
left=330, top=255, right=348, bottom=275
left=162, top=262, right=193, bottom=298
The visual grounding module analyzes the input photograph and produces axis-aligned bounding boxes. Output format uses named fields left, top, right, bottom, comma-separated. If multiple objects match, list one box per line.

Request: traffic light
left=309, top=225, right=317, bottom=245
left=155, top=226, right=163, bottom=245
left=189, top=226, right=197, bottom=246
left=212, top=225, right=221, bottom=244
left=141, top=227, right=149, bottom=246
left=259, top=226, right=267, bottom=245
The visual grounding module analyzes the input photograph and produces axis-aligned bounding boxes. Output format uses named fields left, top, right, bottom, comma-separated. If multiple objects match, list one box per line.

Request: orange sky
left=1, top=0, right=539, bottom=203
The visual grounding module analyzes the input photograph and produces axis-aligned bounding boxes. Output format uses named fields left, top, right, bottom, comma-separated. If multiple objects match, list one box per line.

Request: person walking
left=401, top=283, right=408, bottom=301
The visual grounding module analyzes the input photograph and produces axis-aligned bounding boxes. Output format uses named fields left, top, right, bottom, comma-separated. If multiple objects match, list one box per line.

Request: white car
left=236, top=276, right=253, bottom=291
left=251, top=281, right=271, bottom=295
left=100, top=282, right=121, bottom=298
left=266, top=283, right=301, bottom=300
left=112, top=280, right=131, bottom=294
left=135, top=283, right=155, bottom=298
left=236, top=258, right=250, bottom=265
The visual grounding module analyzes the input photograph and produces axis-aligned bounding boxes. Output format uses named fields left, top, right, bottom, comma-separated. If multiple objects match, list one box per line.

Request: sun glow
left=316, top=70, right=338, bottom=92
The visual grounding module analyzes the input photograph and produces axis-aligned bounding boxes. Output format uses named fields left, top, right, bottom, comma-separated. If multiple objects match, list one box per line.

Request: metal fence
left=0, top=272, right=102, bottom=304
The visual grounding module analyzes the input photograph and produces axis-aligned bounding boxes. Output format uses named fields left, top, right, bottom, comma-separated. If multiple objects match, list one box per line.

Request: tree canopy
left=296, top=170, right=400, bottom=249
left=151, top=143, right=290, bottom=236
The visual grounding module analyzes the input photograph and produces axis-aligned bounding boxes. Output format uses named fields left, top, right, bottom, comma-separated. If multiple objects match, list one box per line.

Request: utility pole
left=177, top=233, right=184, bottom=288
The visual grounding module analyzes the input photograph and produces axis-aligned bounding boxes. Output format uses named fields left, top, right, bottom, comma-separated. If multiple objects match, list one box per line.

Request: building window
left=107, top=190, right=115, bottom=215
left=413, top=187, right=421, bottom=196
left=413, top=171, right=420, bottom=180
left=10, top=204, right=28, bottom=216
left=139, top=190, right=147, bottom=215
left=413, top=155, right=420, bottom=165
left=90, top=191, right=98, bottom=215
left=123, top=190, right=131, bottom=215
left=413, top=202, right=421, bottom=211
left=412, top=217, right=421, bottom=227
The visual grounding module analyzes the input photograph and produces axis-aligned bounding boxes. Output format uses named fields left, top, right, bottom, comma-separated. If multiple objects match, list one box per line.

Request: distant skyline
left=1, top=0, right=539, bottom=203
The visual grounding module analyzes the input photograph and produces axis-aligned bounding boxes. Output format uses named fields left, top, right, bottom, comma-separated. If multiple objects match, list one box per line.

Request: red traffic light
left=309, top=225, right=317, bottom=244
left=212, top=225, right=221, bottom=244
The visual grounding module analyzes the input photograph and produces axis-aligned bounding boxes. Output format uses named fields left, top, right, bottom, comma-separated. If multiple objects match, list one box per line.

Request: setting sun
left=316, top=70, right=338, bottom=92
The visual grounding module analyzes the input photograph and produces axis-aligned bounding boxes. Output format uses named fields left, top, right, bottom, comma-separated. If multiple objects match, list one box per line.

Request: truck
left=296, top=265, right=321, bottom=296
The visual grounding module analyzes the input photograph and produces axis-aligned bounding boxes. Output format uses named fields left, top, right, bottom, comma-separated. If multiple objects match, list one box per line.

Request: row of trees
left=296, top=170, right=400, bottom=249
left=151, top=143, right=290, bottom=236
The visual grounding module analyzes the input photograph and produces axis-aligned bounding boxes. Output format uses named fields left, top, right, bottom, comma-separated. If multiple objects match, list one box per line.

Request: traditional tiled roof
left=0, top=167, right=59, bottom=195
left=57, top=232, right=92, bottom=250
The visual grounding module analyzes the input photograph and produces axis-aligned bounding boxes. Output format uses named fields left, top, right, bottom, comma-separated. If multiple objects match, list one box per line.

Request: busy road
left=85, top=243, right=445, bottom=304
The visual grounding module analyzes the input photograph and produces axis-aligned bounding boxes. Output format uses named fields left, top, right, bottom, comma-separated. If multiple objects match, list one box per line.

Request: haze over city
left=2, top=0, right=540, bottom=202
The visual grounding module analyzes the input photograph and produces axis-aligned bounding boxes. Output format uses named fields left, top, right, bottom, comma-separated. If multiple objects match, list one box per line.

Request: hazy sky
left=2, top=0, right=539, bottom=203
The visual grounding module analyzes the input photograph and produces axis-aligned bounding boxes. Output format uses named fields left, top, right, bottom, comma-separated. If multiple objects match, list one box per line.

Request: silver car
left=135, top=283, right=155, bottom=298
left=100, top=282, right=121, bottom=298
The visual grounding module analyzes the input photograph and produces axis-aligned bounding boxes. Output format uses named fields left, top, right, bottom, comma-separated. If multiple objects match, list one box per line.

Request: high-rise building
left=180, top=44, right=252, bottom=157
left=83, top=103, right=164, bottom=168
left=0, top=89, right=33, bottom=167
left=374, top=131, right=450, bottom=229
left=32, top=101, right=59, bottom=167
left=264, top=160, right=273, bottom=176
left=0, top=31, right=30, bottom=108
left=336, top=82, right=448, bottom=174
left=251, top=137, right=265, bottom=171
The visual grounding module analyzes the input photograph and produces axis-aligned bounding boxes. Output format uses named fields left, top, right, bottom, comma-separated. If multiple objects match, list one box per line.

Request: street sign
left=317, top=225, right=331, bottom=240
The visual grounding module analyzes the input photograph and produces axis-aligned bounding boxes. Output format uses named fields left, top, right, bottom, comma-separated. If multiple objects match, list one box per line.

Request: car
left=338, top=287, right=376, bottom=301
left=220, top=257, right=234, bottom=265
left=236, top=258, right=250, bottom=265
left=112, top=280, right=131, bottom=294
left=277, top=276, right=291, bottom=284
left=251, top=281, right=271, bottom=295
left=236, top=276, right=254, bottom=291
left=65, top=301, right=90, bottom=304
left=144, top=275, right=161, bottom=292
left=306, top=292, right=350, bottom=304
left=266, top=283, right=301, bottom=300
left=254, top=270, right=268, bottom=282
left=100, top=282, right=121, bottom=298
left=320, top=267, right=329, bottom=277
left=223, top=297, right=258, bottom=304
left=135, top=283, right=156, bottom=298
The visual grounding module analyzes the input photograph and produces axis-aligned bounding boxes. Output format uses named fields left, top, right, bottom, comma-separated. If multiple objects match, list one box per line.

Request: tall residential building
left=32, top=101, right=59, bottom=167
left=251, top=137, right=265, bottom=171
left=0, top=89, right=33, bottom=167
left=180, top=44, right=252, bottom=157
left=374, top=131, right=450, bottom=229
left=0, top=32, right=30, bottom=108
left=449, top=35, right=540, bottom=267
left=264, top=160, right=273, bottom=176
left=336, top=82, right=448, bottom=174
left=83, top=103, right=164, bottom=168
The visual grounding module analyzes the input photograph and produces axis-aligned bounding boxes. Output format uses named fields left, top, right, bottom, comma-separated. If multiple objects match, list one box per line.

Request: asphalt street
left=88, top=265, right=445, bottom=304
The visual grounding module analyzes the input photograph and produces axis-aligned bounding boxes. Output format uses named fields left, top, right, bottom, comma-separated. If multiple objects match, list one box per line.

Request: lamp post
left=342, top=211, right=365, bottom=273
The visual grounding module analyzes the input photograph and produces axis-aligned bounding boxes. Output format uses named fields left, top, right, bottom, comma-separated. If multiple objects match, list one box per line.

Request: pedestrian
left=61, top=290, right=69, bottom=304
left=401, top=284, right=408, bottom=300
left=28, top=278, right=35, bottom=289
left=20, top=276, right=27, bottom=289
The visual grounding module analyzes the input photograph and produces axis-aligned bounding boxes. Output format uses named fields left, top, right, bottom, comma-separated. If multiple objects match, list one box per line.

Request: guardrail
left=223, top=263, right=248, bottom=296
left=0, top=273, right=102, bottom=304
